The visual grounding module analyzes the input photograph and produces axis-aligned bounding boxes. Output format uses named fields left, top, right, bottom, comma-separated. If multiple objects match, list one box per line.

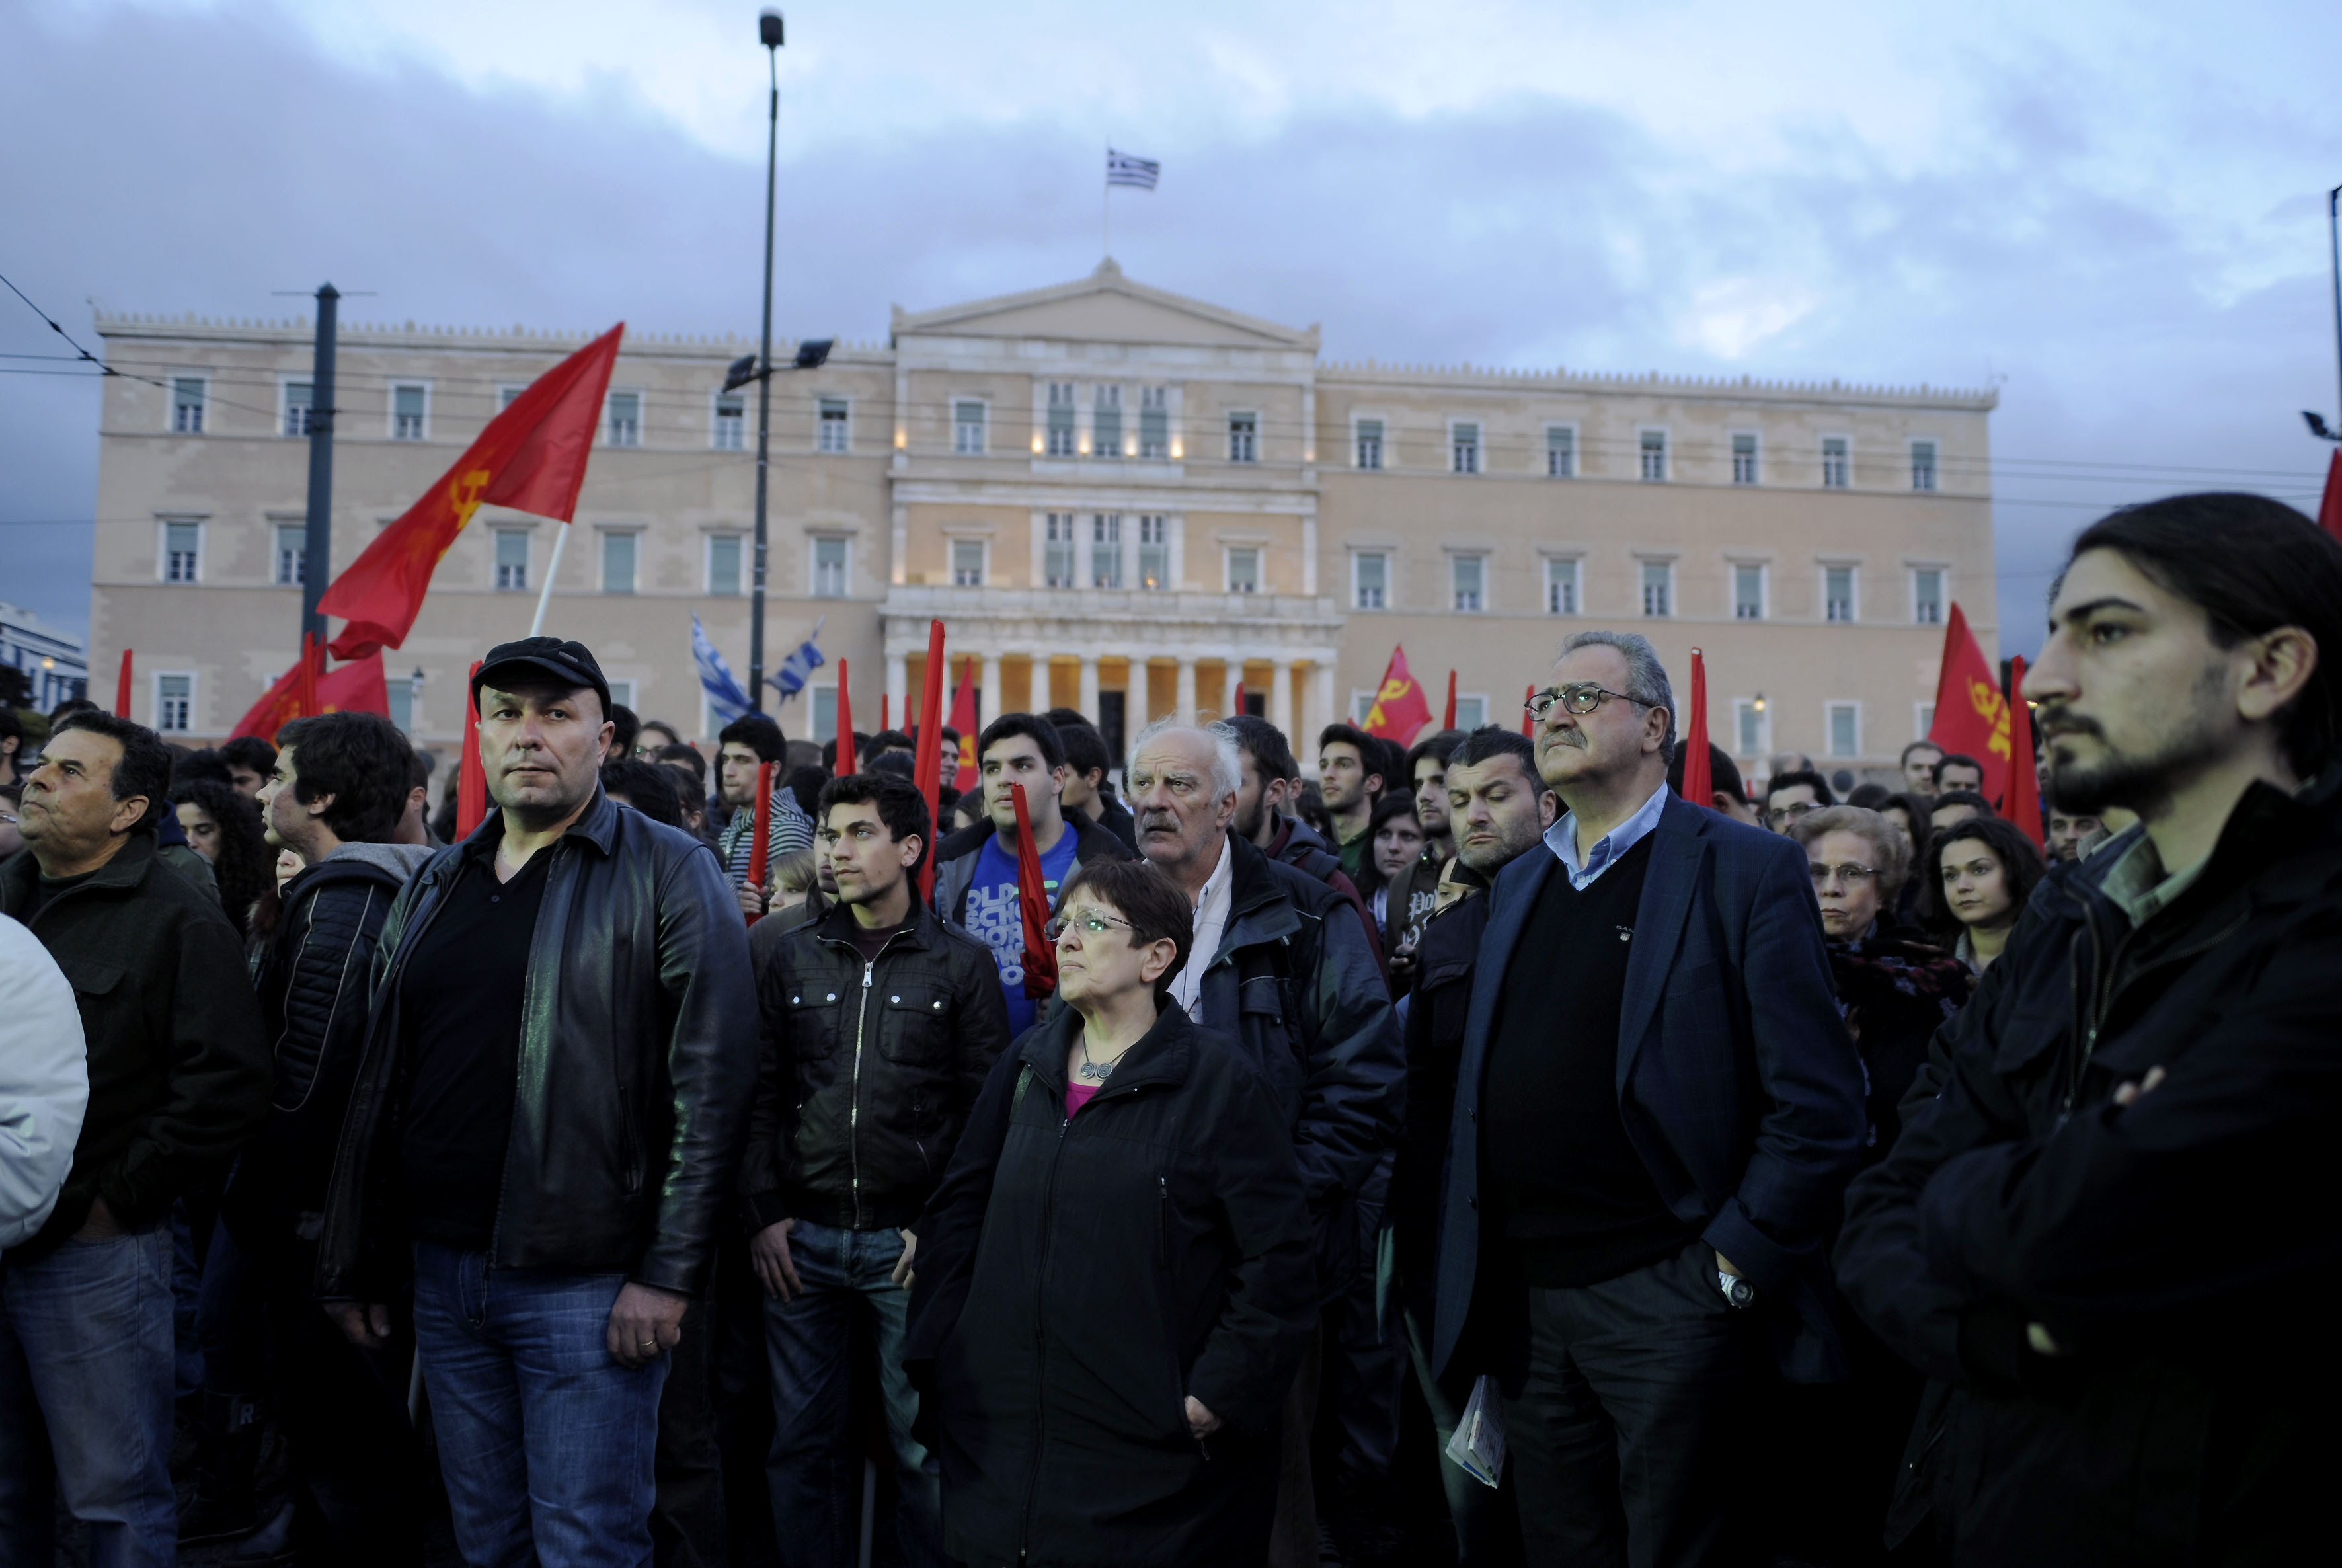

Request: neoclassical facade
left=88, top=261, right=1996, bottom=779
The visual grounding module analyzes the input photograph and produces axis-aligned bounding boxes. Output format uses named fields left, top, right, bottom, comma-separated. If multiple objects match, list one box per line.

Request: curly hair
left=175, top=778, right=274, bottom=939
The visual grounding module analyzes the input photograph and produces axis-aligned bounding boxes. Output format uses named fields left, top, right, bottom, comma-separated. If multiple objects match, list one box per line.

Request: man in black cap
left=317, top=637, right=758, bottom=1568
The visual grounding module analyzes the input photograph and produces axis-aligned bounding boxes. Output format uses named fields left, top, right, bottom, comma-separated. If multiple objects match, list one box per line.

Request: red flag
left=1362, top=645, right=1433, bottom=741
left=294, top=634, right=321, bottom=721
left=1231, top=680, right=1247, bottom=719
left=834, top=659, right=855, bottom=777
left=228, top=648, right=390, bottom=740
left=114, top=649, right=132, bottom=718
left=947, top=657, right=980, bottom=776
left=320, top=325, right=625, bottom=659
left=1680, top=648, right=1712, bottom=807
left=1442, top=670, right=1456, bottom=731
left=2320, top=449, right=2342, bottom=543
left=912, top=622, right=947, bottom=901
left=2005, top=656, right=2045, bottom=853
left=880, top=693, right=890, bottom=732
left=1010, top=782, right=1058, bottom=1000
left=457, top=660, right=488, bottom=838
left=1521, top=683, right=1536, bottom=737
left=1926, top=603, right=2013, bottom=808
left=744, top=761, right=774, bottom=925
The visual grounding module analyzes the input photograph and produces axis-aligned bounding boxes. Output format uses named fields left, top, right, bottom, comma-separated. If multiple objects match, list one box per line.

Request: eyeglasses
left=1807, top=862, right=1879, bottom=888
left=1042, top=910, right=1134, bottom=943
left=1524, top=684, right=1656, bottom=722
left=1767, top=800, right=1821, bottom=826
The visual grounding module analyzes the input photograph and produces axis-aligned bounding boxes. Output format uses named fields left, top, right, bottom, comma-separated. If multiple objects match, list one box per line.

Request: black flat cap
left=471, top=637, right=612, bottom=717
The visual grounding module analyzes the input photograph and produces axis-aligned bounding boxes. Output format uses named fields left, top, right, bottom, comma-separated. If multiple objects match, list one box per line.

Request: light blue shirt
left=1544, top=782, right=1670, bottom=891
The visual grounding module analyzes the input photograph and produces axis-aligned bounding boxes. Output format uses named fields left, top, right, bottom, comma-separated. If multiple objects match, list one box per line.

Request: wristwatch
left=1717, top=1271, right=1756, bottom=1310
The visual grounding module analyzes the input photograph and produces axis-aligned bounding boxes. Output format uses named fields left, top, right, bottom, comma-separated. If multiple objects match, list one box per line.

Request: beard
left=2043, top=664, right=2227, bottom=816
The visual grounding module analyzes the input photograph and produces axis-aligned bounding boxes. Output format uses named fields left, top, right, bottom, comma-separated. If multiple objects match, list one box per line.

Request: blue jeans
left=0, top=1225, right=179, bottom=1568
left=411, top=1243, right=670, bottom=1568
left=762, top=1220, right=941, bottom=1568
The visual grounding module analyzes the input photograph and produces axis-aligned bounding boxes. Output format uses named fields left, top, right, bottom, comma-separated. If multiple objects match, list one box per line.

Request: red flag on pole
left=947, top=657, right=980, bottom=777
left=880, top=693, right=890, bottom=732
left=1362, top=645, right=1434, bottom=741
left=1231, top=680, right=1247, bottom=719
left=1680, top=648, right=1712, bottom=807
left=744, top=761, right=774, bottom=925
left=912, top=621, right=947, bottom=902
left=2004, top=656, right=2045, bottom=853
left=114, top=649, right=132, bottom=718
left=1010, top=782, right=1058, bottom=1000
left=1522, top=684, right=1536, bottom=737
left=1926, top=602, right=2013, bottom=808
left=229, top=650, right=391, bottom=740
left=457, top=660, right=488, bottom=838
left=1442, top=670, right=1457, bottom=731
left=2320, top=449, right=2342, bottom=543
left=293, top=634, right=321, bottom=721
left=320, top=325, right=625, bottom=660
left=834, top=660, right=855, bottom=777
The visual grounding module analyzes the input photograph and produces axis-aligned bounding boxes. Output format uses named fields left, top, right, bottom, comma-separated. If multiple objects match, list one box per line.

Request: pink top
left=1064, top=1081, right=1101, bottom=1119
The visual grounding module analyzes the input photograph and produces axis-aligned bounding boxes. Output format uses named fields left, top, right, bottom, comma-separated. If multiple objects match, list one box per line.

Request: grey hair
left=1558, top=629, right=1676, bottom=759
left=1787, top=804, right=1912, bottom=904
left=1128, top=716, right=1243, bottom=801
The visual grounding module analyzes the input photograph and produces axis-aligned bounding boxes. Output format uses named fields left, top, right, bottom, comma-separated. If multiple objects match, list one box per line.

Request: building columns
left=1221, top=658, right=1243, bottom=721
left=1029, top=656, right=1052, bottom=715
left=1175, top=658, right=1197, bottom=727
left=1271, top=658, right=1294, bottom=742
left=977, top=653, right=1001, bottom=734
left=1079, top=656, right=1101, bottom=725
left=886, top=654, right=908, bottom=726
left=1309, top=661, right=1335, bottom=765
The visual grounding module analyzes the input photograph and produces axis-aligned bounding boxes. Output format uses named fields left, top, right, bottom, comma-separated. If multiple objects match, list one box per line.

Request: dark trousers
left=654, top=1297, right=728, bottom=1568
left=1506, top=1239, right=1753, bottom=1568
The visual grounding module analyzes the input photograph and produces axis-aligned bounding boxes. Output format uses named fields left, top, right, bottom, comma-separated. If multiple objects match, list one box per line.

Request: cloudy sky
left=5, top=0, right=2337, bottom=658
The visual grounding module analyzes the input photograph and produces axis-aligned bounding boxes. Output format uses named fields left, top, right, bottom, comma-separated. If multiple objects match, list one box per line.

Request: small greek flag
left=1107, top=149, right=1160, bottom=190
left=768, top=617, right=827, bottom=701
left=692, top=615, right=753, bottom=726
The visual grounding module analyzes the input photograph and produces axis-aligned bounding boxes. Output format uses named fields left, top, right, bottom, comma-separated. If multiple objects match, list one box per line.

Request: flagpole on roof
left=1102, top=144, right=1111, bottom=260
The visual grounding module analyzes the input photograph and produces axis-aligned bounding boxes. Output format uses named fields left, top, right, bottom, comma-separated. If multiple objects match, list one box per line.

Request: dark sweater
left=1481, top=836, right=1692, bottom=1287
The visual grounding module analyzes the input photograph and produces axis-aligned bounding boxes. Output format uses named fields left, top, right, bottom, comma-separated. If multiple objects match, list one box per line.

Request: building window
left=1227, top=412, right=1257, bottom=463
left=156, top=674, right=192, bottom=733
left=1828, top=702, right=1861, bottom=758
left=1545, top=557, right=1580, bottom=615
left=1356, top=418, right=1384, bottom=471
left=172, top=378, right=206, bottom=434
left=1139, top=387, right=1170, bottom=459
left=1093, top=385, right=1123, bottom=459
left=951, top=539, right=985, bottom=587
left=607, top=391, right=642, bottom=448
left=1452, top=553, right=1485, bottom=611
left=392, top=383, right=426, bottom=441
left=1452, top=695, right=1488, bottom=730
left=388, top=671, right=414, bottom=734
left=499, top=385, right=525, bottom=412
left=1354, top=551, right=1387, bottom=610
left=1825, top=566, right=1856, bottom=623
left=602, top=532, right=637, bottom=595
left=1731, top=432, right=1759, bottom=485
left=1821, top=436, right=1850, bottom=489
left=1546, top=425, right=1575, bottom=478
left=707, top=533, right=742, bottom=597
left=1450, top=422, right=1480, bottom=475
left=1641, top=560, right=1672, bottom=617
left=163, top=520, right=201, bottom=582
left=1733, top=563, right=1764, bottom=619
left=1091, top=514, right=1123, bottom=589
left=494, top=529, right=529, bottom=592
left=275, top=526, right=306, bottom=587
left=1138, top=514, right=1170, bottom=590
left=1046, top=383, right=1077, bottom=457
left=284, top=381, right=314, bottom=438
left=812, top=686, right=838, bottom=745
left=1044, top=513, right=1077, bottom=588
left=1912, top=567, right=1944, bottom=625
left=953, top=400, right=987, bottom=455
left=1916, top=702, right=1935, bottom=740
left=1735, top=698, right=1770, bottom=757
left=607, top=680, right=637, bottom=713
left=817, top=399, right=849, bottom=453
left=1227, top=547, right=1260, bottom=594
left=713, top=394, right=745, bottom=450
left=812, top=536, right=848, bottom=598
left=1639, top=430, right=1668, bottom=481
left=1911, top=440, right=1938, bottom=492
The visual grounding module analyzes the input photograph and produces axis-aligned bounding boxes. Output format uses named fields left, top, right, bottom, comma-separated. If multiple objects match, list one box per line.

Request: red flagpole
left=835, top=660, right=856, bottom=776
left=1681, top=648, right=1711, bottom=806
left=456, top=660, right=488, bottom=837
left=912, top=621, right=947, bottom=902
left=744, top=760, right=774, bottom=925
left=114, top=649, right=133, bottom=718
left=1443, top=670, right=1457, bottom=731
left=2005, top=656, right=2045, bottom=852
left=880, top=693, right=890, bottom=732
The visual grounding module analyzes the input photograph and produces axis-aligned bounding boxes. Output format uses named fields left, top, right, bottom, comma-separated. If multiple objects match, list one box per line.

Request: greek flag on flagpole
left=692, top=615, right=753, bottom=726
left=768, top=615, right=827, bottom=700
left=1107, top=149, right=1160, bottom=190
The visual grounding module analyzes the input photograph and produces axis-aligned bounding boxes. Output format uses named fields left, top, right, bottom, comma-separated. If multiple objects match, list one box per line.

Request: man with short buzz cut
left=0, top=709, right=271, bottom=1567
left=318, top=637, right=756, bottom=1568
left=1838, top=493, right=2342, bottom=1561
left=1383, top=730, right=1464, bottom=966
left=1044, top=707, right=1139, bottom=853
left=1900, top=738, right=1945, bottom=797
left=1932, top=750, right=1986, bottom=795
left=718, top=711, right=816, bottom=920
left=222, top=734, right=278, bottom=799
left=1435, top=631, right=1863, bottom=1565
left=932, top=713, right=1132, bottom=1036
left=742, top=771, right=1009, bottom=1568
left=1317, top=722, right=1386, bottom=877
left=1226, top=715, right=1384, bottom=972
left=1929, top=787, right=1992, bottom=835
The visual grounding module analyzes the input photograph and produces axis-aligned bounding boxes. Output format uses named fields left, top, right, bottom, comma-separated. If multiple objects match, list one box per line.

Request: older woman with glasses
left=904, top=857, right=1315, bottom=1568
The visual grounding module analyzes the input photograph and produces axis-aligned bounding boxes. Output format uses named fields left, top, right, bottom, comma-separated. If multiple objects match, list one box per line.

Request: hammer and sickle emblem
left=448, top=469, right=492, bottom=529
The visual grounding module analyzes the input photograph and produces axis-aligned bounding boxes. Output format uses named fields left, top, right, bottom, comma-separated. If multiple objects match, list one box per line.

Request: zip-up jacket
left=1836, top=772, right=2342, bottom=1565
left=317, top=792, right=756, bottom=1300
left=1265, top=815, right=1386, bottom=978
left=740, top=898, right=1011, bottom=1233
left=905, top=1005, right=1315, bottom=1568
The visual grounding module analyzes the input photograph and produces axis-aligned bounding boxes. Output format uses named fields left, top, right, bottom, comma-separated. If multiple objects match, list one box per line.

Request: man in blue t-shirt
left=931, top=712, right=1137, bottom=1037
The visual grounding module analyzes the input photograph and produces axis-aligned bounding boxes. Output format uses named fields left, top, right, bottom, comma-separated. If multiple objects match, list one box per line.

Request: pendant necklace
left=1077, top=1039, right=1118, bottom=1081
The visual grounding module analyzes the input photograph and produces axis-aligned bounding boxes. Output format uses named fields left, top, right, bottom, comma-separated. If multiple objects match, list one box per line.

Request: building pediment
left=892, top=258, right=1319, bottom=352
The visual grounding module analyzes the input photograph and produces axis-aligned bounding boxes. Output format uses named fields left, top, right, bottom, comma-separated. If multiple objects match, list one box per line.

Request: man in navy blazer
left=1430, top=631, right=1865, bottom=1567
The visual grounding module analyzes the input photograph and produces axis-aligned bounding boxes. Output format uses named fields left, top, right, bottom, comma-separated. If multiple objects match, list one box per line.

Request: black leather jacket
left=740, top=900, right=1011, bottom=1233
left=317, top=792, right=758, bottom=1300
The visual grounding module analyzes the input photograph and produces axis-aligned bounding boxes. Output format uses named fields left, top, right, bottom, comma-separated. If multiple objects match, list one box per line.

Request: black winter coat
left=906, top=1005, right=1315, bottom=1568
left=317, top=793, right=757, bottom=1300
left=1392, top=884, right=1491, bottom=1330
left=1836, top=775, right=2342, bottom=1565
left=739, top=900, right=1012, bottom=1232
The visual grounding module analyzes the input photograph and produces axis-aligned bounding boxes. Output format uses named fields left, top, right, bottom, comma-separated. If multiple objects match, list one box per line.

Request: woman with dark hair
left=1928, top=815, right=2048, bottom=973
left=1356, top=793, right=1426, bottom=927
left=906, top=858, right=1315, bottom=1568
left=1877, top=791, right=1933, bottom=923
left=174, top=777, right=274, bottom=941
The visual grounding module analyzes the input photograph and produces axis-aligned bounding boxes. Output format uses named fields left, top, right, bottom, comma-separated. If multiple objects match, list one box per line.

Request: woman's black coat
left=904, top=1003, right=1315, bottom=1568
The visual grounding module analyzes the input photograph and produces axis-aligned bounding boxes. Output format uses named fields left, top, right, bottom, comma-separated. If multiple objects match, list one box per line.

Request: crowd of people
left=3, top=489, right=2339, bottom=1568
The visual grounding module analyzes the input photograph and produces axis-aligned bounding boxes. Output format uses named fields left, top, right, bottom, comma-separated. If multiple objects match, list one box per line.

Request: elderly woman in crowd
left=1928, top=814, right=2048, bottom=974
left=905, top=858, right=1315, bottom=1568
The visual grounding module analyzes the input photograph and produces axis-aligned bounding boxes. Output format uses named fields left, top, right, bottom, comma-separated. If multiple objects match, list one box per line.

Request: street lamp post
left=748, top=9, right=785, bottom=713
